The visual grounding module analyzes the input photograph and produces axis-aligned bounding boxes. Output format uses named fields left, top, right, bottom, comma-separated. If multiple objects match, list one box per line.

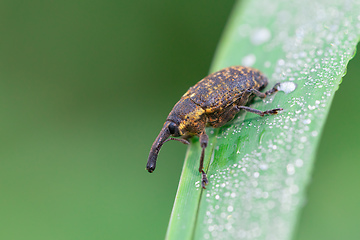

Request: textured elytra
left=166, top=66, right=271, bottom=136
left=183, top=66, right=268, bottom=111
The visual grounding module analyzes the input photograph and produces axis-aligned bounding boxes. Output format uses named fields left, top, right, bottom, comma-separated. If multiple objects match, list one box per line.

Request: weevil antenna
left=164, top=137, right=190, bottom=145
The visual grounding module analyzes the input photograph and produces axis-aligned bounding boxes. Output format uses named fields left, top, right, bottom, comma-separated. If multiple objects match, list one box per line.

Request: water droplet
left=290, top=184, right=299, bottom=194
left=277, top=81, right=297, bottom=94
left=225, top=223, right=232, bottom=230
left=303, top=119, right=311, bottom=124
left=295, top=159, right=303, bottom=167
left=308, top=105, right=316, bottom=110
left=287, top=164, right=295, bottom=175
left=311, top=131, right=318, bottom=137
left=242, top=54, right=256, bottom=66
left=259, top=163, right=268, bottom=170
left=227, top=206, right=234, bottom=212
left=262, top=192, right=269, bottom=198
left=251, top=28, right=271, bottom=45
left=278, top=59, right=285, bottom=66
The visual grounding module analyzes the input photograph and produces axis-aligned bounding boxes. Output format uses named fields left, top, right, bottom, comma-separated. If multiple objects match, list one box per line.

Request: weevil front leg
left=199, top=132, right=209, bottom=189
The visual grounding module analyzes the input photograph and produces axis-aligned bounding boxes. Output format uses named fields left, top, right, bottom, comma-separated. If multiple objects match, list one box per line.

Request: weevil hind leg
left=264, top=83, right=281, bottom=96
left=199, top=132, right=209, bottom=189
left=247, top=82, right=280, bottom=99
left=238, top=84, right=283, bottom=116
left=238, top=106, right=283, bottom=117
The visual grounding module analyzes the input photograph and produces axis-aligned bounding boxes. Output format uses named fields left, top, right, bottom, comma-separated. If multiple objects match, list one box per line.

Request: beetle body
left=147, top=66, right=282, bottom=188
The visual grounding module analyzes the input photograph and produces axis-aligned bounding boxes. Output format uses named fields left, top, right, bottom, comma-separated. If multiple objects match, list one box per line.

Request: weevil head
left=146, top=97, right=206, bottom=173
left=167, top=97, right=206, bottom=136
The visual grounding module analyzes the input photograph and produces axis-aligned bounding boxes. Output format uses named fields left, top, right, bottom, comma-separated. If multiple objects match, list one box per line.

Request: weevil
left=146, top=66, right=282, bottom=189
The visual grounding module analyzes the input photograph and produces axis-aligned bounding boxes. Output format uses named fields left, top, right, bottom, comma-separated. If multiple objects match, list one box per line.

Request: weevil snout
left=147, top=121, right=188, bottom=173
left=146, top=161, right=156, bottom=173
left=146, top=122, right=173, bottom=173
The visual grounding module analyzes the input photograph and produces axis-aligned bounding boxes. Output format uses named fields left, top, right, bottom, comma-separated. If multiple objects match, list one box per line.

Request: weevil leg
left=199, top=132, right=209, bottom=189
left=209, top=106, right=241, bottom=128
left=264, top=83, right=281, bottom=96
left=246, top=83, right=280, bottom=99
left=238, top=106, right=283, bottom=117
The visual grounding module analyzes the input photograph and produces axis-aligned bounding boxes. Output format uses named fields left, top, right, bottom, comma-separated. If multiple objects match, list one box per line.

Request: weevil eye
left=168, top=122, right=179, bottom=136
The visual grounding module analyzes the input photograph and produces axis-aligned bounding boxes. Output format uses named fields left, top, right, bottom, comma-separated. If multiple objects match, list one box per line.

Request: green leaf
left=166, top=0, right=360, bottom=239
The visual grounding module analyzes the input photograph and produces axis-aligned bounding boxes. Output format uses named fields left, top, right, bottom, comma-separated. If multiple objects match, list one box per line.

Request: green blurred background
left=0, top=1, right=359, bottom=240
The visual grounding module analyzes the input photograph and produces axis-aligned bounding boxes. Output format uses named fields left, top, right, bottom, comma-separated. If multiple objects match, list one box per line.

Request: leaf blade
left=167, top=0, right=360, bottom=239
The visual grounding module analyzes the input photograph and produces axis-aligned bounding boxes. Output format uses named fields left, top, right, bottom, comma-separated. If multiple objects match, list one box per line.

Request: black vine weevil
left=146, top=66, right=282, bottom=188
